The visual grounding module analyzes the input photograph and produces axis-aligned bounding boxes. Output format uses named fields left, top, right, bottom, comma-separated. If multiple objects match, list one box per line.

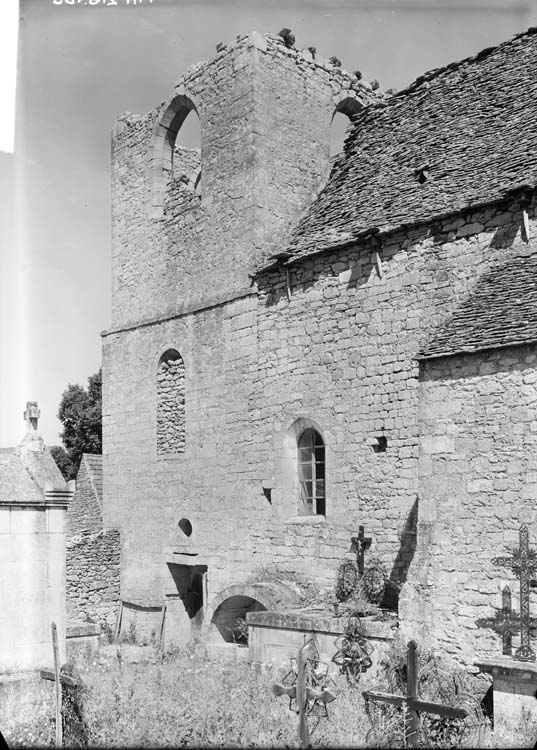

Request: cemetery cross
left=39, top=622, right=78, bottom=748
left=362, top=640, right=467, bottom=749
left=272, top=636, right=336, bottom=749
left=492, top=524, right=537, bottom=662
left=350, top=525, right=372, bottom=576
left=477, top=585, right=537, bottom=657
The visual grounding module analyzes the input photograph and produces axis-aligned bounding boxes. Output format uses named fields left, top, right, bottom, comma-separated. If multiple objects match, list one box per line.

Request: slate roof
left=261, top=26, right=537, bottom=269
left=81, top=454, right=103, bottom=509
left=418, top=251, right=537, bottom=360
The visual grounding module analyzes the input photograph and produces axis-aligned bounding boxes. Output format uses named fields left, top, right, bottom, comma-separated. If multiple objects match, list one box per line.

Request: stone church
left=103, top=27, right=537, bottom=665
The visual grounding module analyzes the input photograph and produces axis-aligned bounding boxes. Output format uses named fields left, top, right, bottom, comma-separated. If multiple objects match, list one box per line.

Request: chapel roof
left=418, top=250, right=537, bottom=360
left=0, top=449, right=66, bottom=504
left=262, top=26, right=537, bottom=269
left=0, top=403, right=68, bottom=504
left=80, top=453, right=103, bottom=508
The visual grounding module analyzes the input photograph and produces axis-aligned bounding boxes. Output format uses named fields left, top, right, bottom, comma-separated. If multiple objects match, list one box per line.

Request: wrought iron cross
left=477, top=585, right=537, bottom=657
left=492, top=524, right=537, bottom=662
left=272, top=637, right=336, bottom=748
left=363, top=641, right=467, bottom=749
left=350, top=525, right=372, bottom=576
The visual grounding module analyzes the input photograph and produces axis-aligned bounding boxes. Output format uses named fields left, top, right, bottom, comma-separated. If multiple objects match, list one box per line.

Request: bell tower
left=110, top=31, right=382, bottom=328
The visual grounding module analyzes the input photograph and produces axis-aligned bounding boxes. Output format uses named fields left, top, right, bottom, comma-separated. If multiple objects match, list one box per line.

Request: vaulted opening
left=211, top=596, right=266, bottom=644
left=330, top=97, right=362, bottom=158
left=149, top=93, right=201, bottom=217
left=172, top=109, right=201, bottom=194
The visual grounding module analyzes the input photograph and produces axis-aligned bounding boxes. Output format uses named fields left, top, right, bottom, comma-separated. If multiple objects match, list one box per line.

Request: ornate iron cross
left=272, top=637, right=336, bottom=748
left=350, top=525, right=372, bottom=575
left=492, top=524, right=537, bottom=662
left=477, top=585, right=537, bottom=657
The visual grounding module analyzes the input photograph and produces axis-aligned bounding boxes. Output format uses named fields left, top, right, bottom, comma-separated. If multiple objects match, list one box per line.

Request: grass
left=0, top=643, right=504, bottom=748
left=0, top=648, right=373, bottom=748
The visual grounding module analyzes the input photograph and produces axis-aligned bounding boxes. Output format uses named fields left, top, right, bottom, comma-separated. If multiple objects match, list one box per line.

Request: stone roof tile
left=263, top=27, right=537, bottom=268
left=418, top=251, right=537, bottom=360
left=81, top=454, right=103, bottom=506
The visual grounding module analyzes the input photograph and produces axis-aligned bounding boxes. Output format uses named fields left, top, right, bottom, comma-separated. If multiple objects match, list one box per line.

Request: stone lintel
left=164, top=547, right=201, bottom=565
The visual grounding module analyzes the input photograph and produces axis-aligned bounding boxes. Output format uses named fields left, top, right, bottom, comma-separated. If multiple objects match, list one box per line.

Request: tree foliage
left=54, top=369, right=102, bottom=480
left=49, top=445, right=76, bottom=481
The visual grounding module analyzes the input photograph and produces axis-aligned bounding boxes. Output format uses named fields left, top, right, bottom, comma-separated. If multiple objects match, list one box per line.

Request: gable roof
left=80, top=454, right=103, bottom=510
left=418, top=250, right=537, bottom=361
left=0, top=448, right=66, bottom=504
left=262, top=26, right=537, bottom=269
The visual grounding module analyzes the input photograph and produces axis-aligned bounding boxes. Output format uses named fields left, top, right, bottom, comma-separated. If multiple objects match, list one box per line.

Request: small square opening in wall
left=373, top=435, right=388, bottom=453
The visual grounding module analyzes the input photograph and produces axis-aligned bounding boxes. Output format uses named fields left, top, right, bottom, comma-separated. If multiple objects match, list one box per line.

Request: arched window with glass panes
left=297, top=428, right=325, bottom=516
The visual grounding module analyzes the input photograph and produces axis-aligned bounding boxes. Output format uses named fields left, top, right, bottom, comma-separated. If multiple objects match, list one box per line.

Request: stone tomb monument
left=0, top=403, right=73, bottom=672
left=475, top=525, right=537, bottom=746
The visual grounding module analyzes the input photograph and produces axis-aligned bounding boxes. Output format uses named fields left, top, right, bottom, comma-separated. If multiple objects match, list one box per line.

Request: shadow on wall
left=419, top=346, right=534, bottom=385
left=383, top=497, right=418, bottom=610
left=257, top=238, right=398, bottom=309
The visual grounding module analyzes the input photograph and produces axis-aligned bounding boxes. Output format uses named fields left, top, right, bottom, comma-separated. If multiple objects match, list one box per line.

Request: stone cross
left=363, top=641, right=467, bottom=748
left=492, top=524, right=537, bottom=662
left=350, top=526, right=372, bottom=575
left=24, top=401, right=40, bottom=434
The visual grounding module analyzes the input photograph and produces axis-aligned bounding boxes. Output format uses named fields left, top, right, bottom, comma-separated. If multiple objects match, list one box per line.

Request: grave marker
left=492, top=524, right=537, bottom=662
left=39, top=623, right=77, bottom=748
left=350, top=525, right=372, bottom=576
left=272, top=636, right=336, bottom=749
left=363, top=641, right=467, bottom=748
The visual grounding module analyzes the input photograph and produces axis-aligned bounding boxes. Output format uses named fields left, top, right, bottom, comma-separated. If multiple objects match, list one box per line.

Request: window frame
left=297, top=428, right=326, bottom=516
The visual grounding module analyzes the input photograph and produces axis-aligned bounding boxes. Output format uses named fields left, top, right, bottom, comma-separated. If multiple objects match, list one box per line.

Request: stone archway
left=202, top=581, right=296, bottom=644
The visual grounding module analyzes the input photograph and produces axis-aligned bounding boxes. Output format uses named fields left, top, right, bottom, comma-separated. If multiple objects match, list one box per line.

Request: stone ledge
left=284, top=515, right=328, bottom=526
left=247, top=609, right=396, bottom=640
left=67, top=622, right=101, bottom=639
left=475, top=657, right=537, bottom=681
left=102, top=288, right=256, bottom=337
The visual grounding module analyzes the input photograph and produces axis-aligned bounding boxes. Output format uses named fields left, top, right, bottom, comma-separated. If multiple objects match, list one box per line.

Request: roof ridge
left=81, top=453, right=103, bottom=516
left=358, top=25, right=537, bottom=111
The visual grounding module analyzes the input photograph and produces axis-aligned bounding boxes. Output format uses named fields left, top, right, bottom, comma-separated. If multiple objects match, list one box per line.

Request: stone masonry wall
left=400, top=340, right=537, bottom=665
left=66, top=456, right=102, bottom=536
left=157, top=351, right=185, bottom=455
left=66, top=529, right=120, bottom=627
left=103, top=194, right=537, bottom=636
left=0, top=505, right=67, bottom=671
left=110, top=32, right=380, bottom=329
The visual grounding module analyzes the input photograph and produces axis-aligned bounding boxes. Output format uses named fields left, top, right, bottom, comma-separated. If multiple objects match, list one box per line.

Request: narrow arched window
left=298, top=429, right=325, bottom=515
left=157, top=349, right=185, bottom=455
left=148, top=93, right=201, bottom=218
left=330, top=97, right=362, bottom=158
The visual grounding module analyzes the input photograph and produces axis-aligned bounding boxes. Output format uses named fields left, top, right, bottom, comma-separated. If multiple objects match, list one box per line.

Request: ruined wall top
left=109, top=30, right=383, bottom=330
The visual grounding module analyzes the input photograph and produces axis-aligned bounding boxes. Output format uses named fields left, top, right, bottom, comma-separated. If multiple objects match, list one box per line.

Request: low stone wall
left=66, top=529, right=120, bottom=627
left=66, top=622, right=101, bottom=660
left=247, top=609, right=396, bottom=680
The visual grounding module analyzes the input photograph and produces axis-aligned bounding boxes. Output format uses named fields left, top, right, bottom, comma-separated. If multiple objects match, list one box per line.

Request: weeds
left=0, top=640, right=497, bottom=748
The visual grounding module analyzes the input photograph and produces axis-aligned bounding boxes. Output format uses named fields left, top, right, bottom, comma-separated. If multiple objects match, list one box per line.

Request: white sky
left=1, top=0, right=536, bottom=449
left=0, top=0, right=17, bottom=153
